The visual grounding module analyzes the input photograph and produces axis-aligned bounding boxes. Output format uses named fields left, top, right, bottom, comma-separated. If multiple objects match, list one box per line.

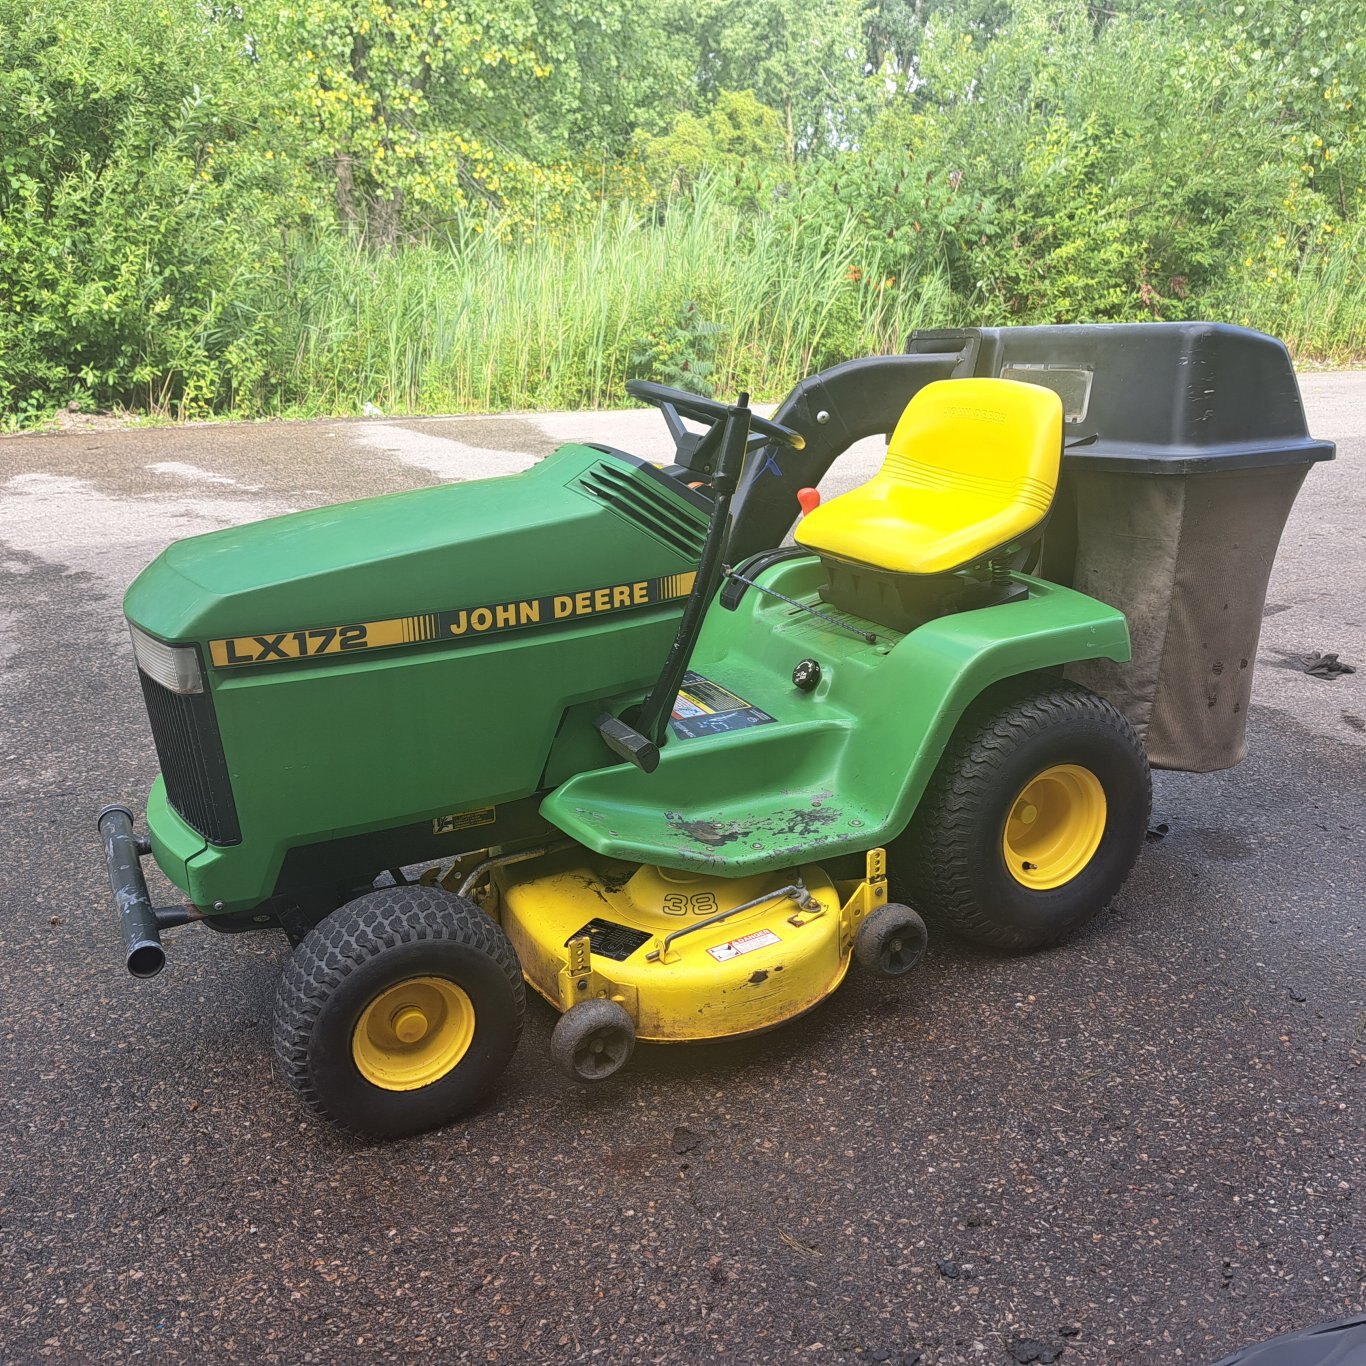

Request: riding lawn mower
left=98, top=322, right=1332, bottom=1137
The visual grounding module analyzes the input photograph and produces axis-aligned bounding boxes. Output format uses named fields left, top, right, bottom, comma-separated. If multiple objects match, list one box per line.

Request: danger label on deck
left=707, top=928, right=781, bottom=962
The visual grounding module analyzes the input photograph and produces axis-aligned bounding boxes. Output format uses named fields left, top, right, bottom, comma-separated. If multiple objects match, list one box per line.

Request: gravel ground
left=0, top=373, right=1361, bottom=1364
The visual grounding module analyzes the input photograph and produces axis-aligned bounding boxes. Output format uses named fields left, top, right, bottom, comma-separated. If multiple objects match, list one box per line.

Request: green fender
left=541, top=558, right=1131, bottom=874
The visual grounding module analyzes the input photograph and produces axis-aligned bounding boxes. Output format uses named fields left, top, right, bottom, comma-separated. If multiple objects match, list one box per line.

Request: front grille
left=139, top=669, right=241, bottom=845
left=576, top=463, right=708, bottom=559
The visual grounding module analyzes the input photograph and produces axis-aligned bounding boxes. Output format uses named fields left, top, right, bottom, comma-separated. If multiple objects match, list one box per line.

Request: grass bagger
left=98, top=322, right=1332, bottom=1137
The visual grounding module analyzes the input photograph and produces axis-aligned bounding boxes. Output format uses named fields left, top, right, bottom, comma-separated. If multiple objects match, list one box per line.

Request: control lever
left=596, top=394, right=755, bottom=771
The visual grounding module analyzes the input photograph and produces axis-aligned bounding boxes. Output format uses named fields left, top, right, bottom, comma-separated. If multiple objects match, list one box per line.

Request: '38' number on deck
left=662, top=891, right=722, bottom=917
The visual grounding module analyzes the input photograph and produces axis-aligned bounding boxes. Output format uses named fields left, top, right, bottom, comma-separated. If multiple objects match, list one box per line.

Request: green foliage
left=859, top=0, right=1344, bottom=323
left=630, top=300, right=724, bottom=396
left=1212, top=217, right=1366, bottom=361
left=258, top=0, right=549, bottom=240
left=0, top=0, right=304, bottom=418
left=255, top=0, right=692, bottom=240
left=1173, top=0, right=1364, bottom=214
left=636, top=91, right=788, bottom=202
left=967, top=116, right=1146, bottom=320
left=774, top=152, right=995, bottom=301
left=2, top=0, right=1365, bottom=424
left=266, top=188, right=949, bottom=413
left=695, top=0, right=873, bottom=156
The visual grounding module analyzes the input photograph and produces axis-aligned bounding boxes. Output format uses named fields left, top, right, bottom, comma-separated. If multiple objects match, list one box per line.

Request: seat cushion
left=795, top=378, right=1063, bottom=575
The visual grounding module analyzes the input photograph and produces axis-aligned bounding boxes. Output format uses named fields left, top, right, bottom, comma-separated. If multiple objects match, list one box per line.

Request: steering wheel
left=626, top=380, right=806, bottom=470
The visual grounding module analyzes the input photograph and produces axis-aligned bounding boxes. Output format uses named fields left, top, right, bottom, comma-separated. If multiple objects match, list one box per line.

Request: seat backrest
left=881, top=377, right=1062, bottom=515
left=793, top=376, right=1064, bottom=578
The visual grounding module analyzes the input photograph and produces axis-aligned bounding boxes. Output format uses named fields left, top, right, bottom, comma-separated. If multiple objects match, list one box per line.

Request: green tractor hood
left=125, top=445, right=707, bottom=644
left=122, top=444, right=712, bottom=911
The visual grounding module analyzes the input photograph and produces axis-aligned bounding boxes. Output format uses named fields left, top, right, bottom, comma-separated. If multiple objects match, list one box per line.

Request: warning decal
left=707, top=928, right=781, bottom=962
left=432, top=807, right=496, bottom=835
left=670, top=670, right=776, bottom=740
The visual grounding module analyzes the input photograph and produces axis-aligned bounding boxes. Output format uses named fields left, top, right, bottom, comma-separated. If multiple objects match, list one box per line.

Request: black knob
left=792, top=658, right=822, bottom=692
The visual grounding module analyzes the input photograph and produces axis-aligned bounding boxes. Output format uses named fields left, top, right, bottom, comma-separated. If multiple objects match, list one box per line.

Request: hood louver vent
left=575, top=464, right=707, bottom=559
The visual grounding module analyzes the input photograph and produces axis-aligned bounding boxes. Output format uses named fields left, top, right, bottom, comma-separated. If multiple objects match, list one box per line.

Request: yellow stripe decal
left=208, top=572, right=699, bottom=669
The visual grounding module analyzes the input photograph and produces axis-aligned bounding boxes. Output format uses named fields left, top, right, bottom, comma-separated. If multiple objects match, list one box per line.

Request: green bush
left=0, top=0, right=1362, bottom=426
left=0, top=0, right=307, bottom=418
left=629, top=300, right=724, bottom=396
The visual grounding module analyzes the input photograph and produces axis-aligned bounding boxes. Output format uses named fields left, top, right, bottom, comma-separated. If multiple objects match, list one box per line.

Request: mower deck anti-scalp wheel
left=550, top=1000, right=636, bottom=1083
left=893, top=674, right=1150, bottom=951
left=272, top=884, right=524, bottom=1139
left=855, top=902, right=928, bottom=978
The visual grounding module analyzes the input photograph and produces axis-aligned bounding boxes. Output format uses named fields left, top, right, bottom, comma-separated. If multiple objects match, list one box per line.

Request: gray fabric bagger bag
left=957, top=322, right=1335, bottom=772
left=1064, top=462, right=1310, bottom=771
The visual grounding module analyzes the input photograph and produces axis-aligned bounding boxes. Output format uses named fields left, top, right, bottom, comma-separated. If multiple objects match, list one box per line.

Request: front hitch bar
left=96, top=804, right=201, bottom=977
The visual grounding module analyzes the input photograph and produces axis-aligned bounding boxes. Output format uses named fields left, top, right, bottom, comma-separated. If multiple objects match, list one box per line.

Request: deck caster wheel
left=273, top=885, right=524, bottom=1139
left=551, top=1000, right=636, bottom=1083
left=855, top=903, right=928, bottom=978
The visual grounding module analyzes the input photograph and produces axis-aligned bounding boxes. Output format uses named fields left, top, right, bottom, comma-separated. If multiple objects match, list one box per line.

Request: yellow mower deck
left=477, top=849, right=891, bottom=1042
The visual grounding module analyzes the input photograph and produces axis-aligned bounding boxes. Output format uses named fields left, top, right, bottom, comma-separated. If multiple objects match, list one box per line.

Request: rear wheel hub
left=1002, top=763, right=1107, bottom=890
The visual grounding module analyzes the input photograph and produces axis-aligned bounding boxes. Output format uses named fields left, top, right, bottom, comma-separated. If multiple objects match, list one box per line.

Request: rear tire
left=892, top=675, right=1150, bottom=951
left=273, top=884, right=524, bottom=1138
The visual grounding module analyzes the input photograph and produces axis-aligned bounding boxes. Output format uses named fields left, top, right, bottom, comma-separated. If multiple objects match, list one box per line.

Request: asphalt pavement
left=0, top=374, right=1362, bottom=1364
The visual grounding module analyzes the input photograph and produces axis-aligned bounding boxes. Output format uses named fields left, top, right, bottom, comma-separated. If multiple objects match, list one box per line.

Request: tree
left=636, top=90, right=787, bottom=199
left=0, top=0, right=301, bottom=414
left=658, top=0, right=873, bottom=161
left=257, top=0, right=556, bottom=241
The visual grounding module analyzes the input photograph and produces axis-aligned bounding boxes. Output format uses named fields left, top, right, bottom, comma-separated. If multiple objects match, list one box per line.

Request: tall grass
left=174, top=189, right=1366, bottom=421
left=1265, top=222, right=1366, bottom=363
left=267, top=190, right=953, bottom=416
left=1210, top=220, right=1366, bottom=365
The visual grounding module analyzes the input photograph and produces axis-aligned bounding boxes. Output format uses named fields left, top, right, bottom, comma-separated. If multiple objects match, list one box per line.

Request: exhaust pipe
left=96, top=805, right=200, bottom=977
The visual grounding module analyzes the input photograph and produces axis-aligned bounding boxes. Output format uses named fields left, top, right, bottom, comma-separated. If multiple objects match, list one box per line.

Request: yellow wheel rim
left=1002, top=763, right=1107, bottom=890
left=351, top=976, right=476, bottom=1092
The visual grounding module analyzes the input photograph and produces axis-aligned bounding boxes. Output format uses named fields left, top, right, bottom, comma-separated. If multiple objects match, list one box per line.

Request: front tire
left=273, top=885, right=524, bottom=1138
left=892, top=675, right=1150, bottom=951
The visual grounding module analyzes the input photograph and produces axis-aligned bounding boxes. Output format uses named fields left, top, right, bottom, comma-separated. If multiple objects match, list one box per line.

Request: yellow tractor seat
left=795, top=378, right=1064, bottom=576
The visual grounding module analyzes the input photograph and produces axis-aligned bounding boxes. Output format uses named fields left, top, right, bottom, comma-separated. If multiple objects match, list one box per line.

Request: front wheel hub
left=352, top=976, right=476, bottom=1091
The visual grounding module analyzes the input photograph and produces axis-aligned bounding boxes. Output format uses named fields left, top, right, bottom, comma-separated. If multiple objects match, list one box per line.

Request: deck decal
left=707, top=928, right=781, bottom=962
left=569, top=918, right=652, bottom=962
left=208, top=572, right=697, bottom=668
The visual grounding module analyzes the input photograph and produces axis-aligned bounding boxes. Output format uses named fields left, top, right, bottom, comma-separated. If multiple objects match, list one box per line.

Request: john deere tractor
left=98, top=323, right=1331, bottom=1137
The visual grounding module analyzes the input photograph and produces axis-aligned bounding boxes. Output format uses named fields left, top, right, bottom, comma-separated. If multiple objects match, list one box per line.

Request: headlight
left=128, top=623, right=203, bottom=694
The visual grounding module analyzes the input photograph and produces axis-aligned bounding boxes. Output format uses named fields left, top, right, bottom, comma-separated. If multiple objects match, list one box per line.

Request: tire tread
left=894, top=674, right=1150, bottom=950
left=272, top=884, right=524, bottom=1134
